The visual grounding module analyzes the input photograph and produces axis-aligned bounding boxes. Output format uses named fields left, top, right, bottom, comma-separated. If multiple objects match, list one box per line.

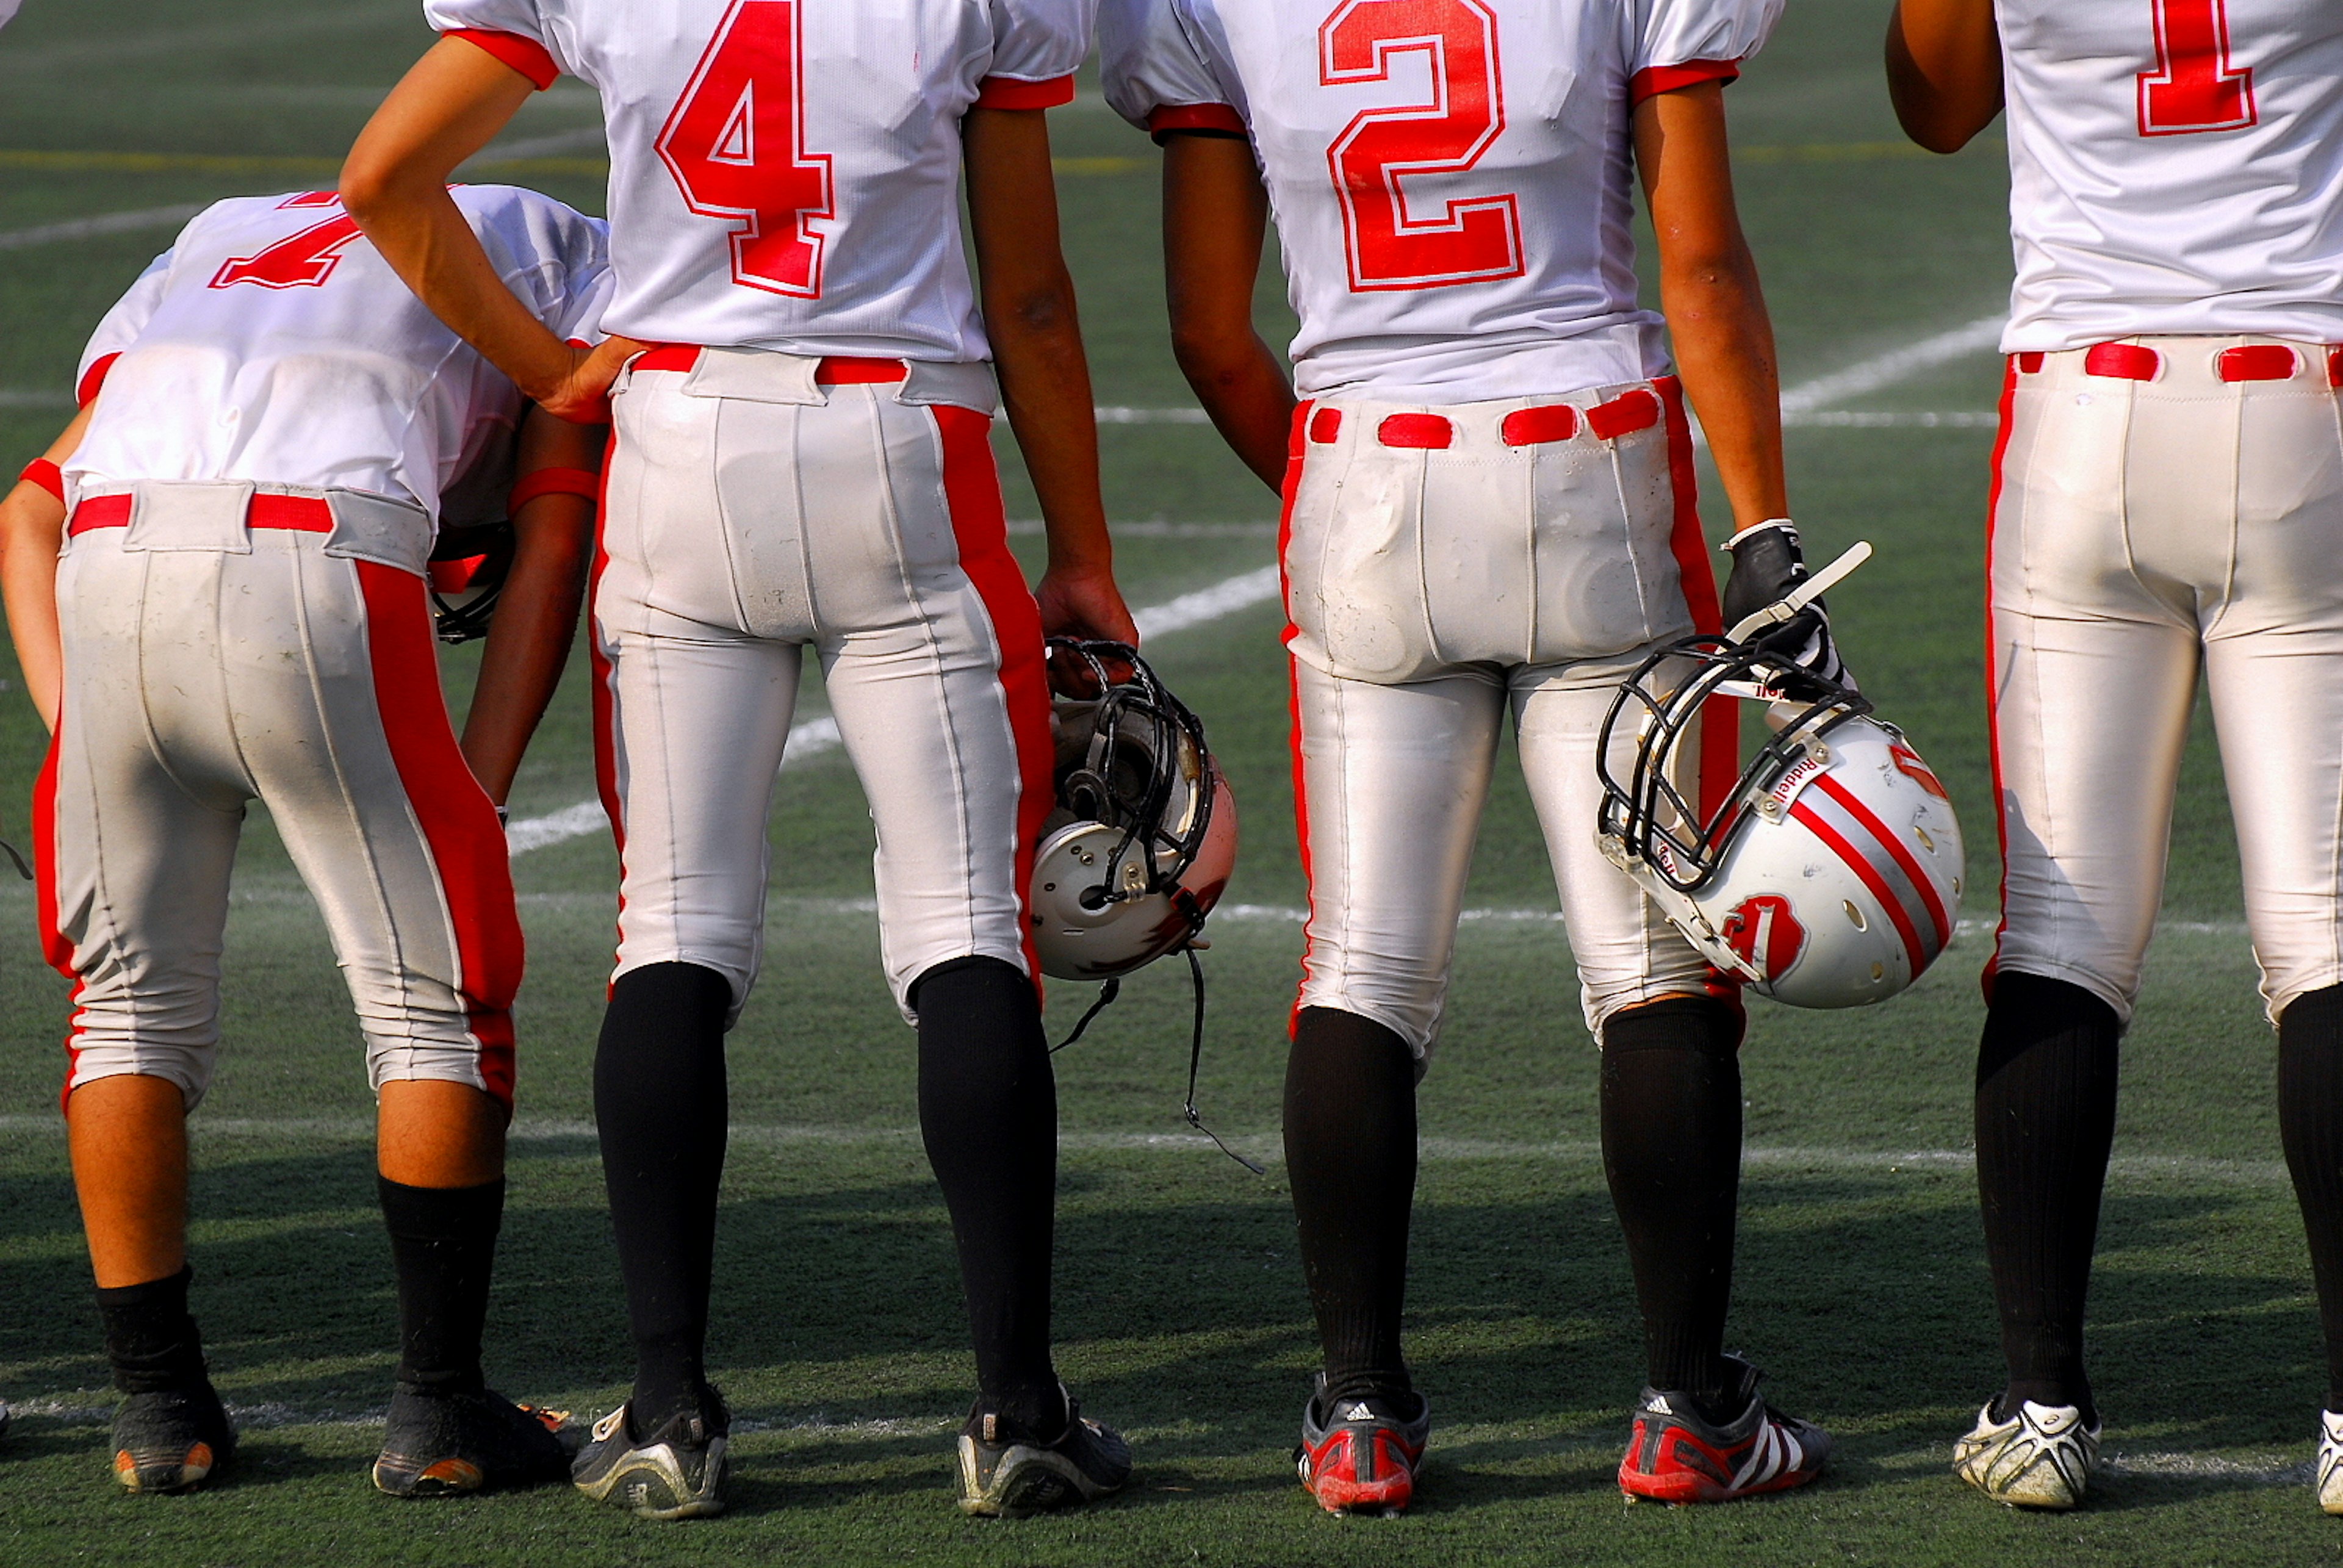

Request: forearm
left=994, top=300, right=1114, bottom=574
left=1886, top=0, right=2004, bottom=153
left=0, top=482, right=65, bottom=732
left=1662, top=252, right=1788, bottom=532
left=458, top=500, right=591, bottom=802
left=348, top=182, right=574, bottom=401
left=1175, top=339, right=1292, bottom=494
left=1163, top=132, right=1292, bottom=493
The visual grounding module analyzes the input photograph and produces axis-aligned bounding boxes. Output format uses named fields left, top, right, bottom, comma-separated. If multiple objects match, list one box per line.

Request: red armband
left=1629, top=59, right=1742, bottom=106
left=508, top=466, right=600, bottom=512
left=18, top=459, right=63, bottom=503
left=444, top=28, right=561, bottom=90
left=973, top=73, right=1076, bottom=111
left=1146, top=103, right=1247, bottom=142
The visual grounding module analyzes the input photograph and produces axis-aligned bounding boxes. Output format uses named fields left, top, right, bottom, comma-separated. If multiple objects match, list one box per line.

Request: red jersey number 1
left=1321, top=0, right=1524, bottom=293
left=2137, top=0, right=2257, bottom=135
left=657, top=0, right=833, bottom=298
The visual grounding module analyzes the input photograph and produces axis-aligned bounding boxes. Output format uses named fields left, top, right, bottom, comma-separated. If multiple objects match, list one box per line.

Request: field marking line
left=504, top=566, right=1286, bottom=855
left=0, top=9, right=411, bottom=72
left=1007, top=520, right=1275, bottom=538
left=1779, top=314, right=2008, bottom=414
left=0, top=203, right=205, bottom=251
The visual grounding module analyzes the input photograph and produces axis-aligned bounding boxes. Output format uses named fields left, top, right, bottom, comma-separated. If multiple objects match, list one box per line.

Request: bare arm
left=1162, top=133, right=1294, bottom=495
left=342, top=37, right=638, bottom=421
left=0, top=406, right=93, bottom=730
left=457, top=406, right=602, bottom=803
left=1886, top=0, right=2004, bottom=154
left=963, top=106, right=1137, bottom=645
left=1634, top=81, right=1785, bottom=534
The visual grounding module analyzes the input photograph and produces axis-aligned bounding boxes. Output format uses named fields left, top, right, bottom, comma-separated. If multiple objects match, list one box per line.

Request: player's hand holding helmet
left=1598, top=544, right=1962, bottom=1009
left=1029, top=639, right=1237, bottom=980
left=1720, top=520, right=1854, bottom=694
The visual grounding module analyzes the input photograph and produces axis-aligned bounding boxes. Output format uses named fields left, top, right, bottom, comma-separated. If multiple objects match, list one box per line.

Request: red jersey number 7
left=210, top=195, right=364, bottom=290
left=657, top=0, right=835, bottom=298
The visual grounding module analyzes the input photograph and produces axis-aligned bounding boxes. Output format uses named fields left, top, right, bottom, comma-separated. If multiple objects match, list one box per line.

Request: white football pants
left=593, top=350, right=1048, bottom=1021
left=1988, top=336, right=2343, bottom=1026
left=1281, top=377, right=1738, bottom=1053
left=40, top=486, right=522, bottom=1110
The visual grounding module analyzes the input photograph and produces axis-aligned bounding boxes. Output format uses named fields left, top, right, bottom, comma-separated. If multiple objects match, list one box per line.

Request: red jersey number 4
left=1320, top=0, right=1524, bottom=293
left=2138, top=0, right=2257, bottom=136
left=658, top=0, right=834, bottom=298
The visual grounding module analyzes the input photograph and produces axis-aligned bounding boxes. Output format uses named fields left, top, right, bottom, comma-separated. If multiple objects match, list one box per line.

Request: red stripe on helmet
left=1810, top=771, right=1952, bottom=949
left=1790, top=800, right=1927, bottom=978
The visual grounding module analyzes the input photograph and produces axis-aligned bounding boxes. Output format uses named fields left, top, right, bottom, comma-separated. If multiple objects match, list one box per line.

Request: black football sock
left=1283, top=1007, right=1419, bottom=1412
left=1600, top=996, right=1744, bottom=1419
left=96, top=1264, right=209, bottom=1395
left=595, top=961, right=732, bottom=1435
left=1975, top=970, right=2121, bottom=1425
left=2279, top=984, right=2343, bottom=1412
left=377, top=1175, right=505, bottom=1395
left=914, top=957, right=1064, bottom=1440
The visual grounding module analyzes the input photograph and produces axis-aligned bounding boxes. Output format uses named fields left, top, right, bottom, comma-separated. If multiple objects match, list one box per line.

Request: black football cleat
left=112, top=1383, right=237, bottom=1494
left=957, top=1385, right=1131, bottom=1517
left=571, top=1389, right=730, bottom=1520
left=1296, top=1376, right=1431, bottom=1514
left=1618, top=1355, right=1829, bottom=1504
left=372, top=1385, right=580, bottom=1497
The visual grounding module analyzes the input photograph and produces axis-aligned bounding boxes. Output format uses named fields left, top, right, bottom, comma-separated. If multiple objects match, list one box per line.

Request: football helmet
left=1596, top=627, right=1962, bottom=1009
left=427, top=520, right=515, bottom=644
left=1029, top=639, right=1237, bottom=980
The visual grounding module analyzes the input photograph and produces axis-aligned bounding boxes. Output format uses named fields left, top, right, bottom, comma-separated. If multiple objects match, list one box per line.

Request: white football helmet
left=1029, top=640, right=1237, bottom=980
left=1596, top=630, right=1963, bottom=1009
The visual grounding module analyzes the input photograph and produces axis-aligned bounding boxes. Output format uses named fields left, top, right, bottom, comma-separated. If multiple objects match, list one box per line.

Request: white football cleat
left=2317, top=1411, right=2343, bottom=1515
left=1952, top=1398, right=2099, bottom=1510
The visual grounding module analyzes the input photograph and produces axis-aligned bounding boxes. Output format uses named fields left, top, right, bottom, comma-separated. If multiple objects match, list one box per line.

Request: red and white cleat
left=1295, top=1378, right=1431, bottom=1514
left=1618, top=1356, right=1830, bottom=1505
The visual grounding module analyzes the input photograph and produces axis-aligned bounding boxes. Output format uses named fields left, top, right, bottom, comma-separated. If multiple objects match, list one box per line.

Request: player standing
left=0, top=184, right=608, bottom=1495
left=1888, top=0, right=2343, bottom=1513
left=1104, top=0, right=1838, bottom=1512
left=341, top=0, right=1140, bottom=1519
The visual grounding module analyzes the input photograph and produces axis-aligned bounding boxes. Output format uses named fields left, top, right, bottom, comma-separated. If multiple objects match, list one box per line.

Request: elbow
left=337, top=150, right=416, bottom=226
left=1168, top=320, right=1250, bottom=387
left=991, top=281, right=1078, bottom=344
left=1893, top=107, right=1982, bottom=155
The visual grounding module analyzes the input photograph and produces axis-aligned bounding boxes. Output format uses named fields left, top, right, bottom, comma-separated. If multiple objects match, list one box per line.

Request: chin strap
left=1045, top=950, right=1265, bottom=1176
left=0, top=836, right=29, bottom=881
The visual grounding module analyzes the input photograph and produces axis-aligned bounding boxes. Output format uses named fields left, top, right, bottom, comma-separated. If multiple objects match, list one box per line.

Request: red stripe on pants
left=1279, top=401, right=1317, bottom=1038
left=355, top=561, right=525, bottom=1111
left=588, top=427, right=628, bottom=988
left=932, top=405, right=1054, bottom=992
left=1979, top=361, right=2022, bottom=1004
left=35, top=716, right=88, bottom=1113
left=1654, top=376, right=1740, bottom=821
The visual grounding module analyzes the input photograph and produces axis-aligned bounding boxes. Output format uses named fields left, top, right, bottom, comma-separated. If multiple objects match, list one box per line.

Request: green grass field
left=0, top=1, right=2324, bottom=1563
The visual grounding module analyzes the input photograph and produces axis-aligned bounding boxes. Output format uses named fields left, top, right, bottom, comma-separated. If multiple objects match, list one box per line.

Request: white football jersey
left=1101, top=0, right=1781, bottom=403
left=68, top=185, right=610, bottom=522
left=2000, top=0, right=2343, bottom=351
left=421, top=0, right=1089, bottom=362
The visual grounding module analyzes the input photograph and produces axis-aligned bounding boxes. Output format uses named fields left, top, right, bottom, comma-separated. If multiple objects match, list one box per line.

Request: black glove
left=1719, top=520, right=1854, bottom=692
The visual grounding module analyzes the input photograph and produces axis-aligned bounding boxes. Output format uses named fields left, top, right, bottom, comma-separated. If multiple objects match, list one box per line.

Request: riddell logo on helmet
left=1888, top=742, right=1948, bottom=799
left=1721, top=894, right=1806, bottom=979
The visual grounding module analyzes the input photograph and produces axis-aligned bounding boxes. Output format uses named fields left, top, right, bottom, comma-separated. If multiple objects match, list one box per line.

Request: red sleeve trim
left=972, top=73, right=1076, bottom=111
left=1146, top=103, right=1247, bottom=141
left=444, top=28, right=561, bottom=91
left=76, top=353, right=119, bottom=409
left=18, top=459, right=63, bottom=503
left=1629, top=58, right=1741, bottom=106
left=508, top=466, right=602, bottom=512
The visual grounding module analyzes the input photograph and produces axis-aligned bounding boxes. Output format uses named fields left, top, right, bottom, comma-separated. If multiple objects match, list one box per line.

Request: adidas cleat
left=1295, top=1376, right=1430, bottom=1514
left=1952, top=1397, right=2098, bottom=1510
left=957, top=1386, right=1131, bottom=1518
left=372, top=1386, right=578, bottom=1497
left=1618, top=1356, right=1829, bottom=1505
left=572, top=1392, right=729, bottom=1520
left=112, top=1383, right=237, bottom=1494
left=2319, top=1411, right=2343, bottom=1515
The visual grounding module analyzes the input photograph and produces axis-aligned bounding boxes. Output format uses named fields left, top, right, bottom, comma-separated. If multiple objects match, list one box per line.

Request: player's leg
left=1282, top=656, right=1498, bottom=1511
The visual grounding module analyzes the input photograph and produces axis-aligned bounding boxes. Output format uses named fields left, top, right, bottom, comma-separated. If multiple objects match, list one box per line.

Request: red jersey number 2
left=1321, top=0, right=1524, bottom=293
left=2138, top=0, right=2257, bottom=135
left=658, top=0, right=833, bottom=298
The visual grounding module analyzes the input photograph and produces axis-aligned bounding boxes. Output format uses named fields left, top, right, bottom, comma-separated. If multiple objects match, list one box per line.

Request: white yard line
left=1096, top=406, right=1213, bottom=424
left=0, top=386, right=70, bottom=408
left=1779, top=314, right=2008, bottom=413
left=1008, top=520, right=1275, bottom=538
left=0, top=203, right=204, bottom=251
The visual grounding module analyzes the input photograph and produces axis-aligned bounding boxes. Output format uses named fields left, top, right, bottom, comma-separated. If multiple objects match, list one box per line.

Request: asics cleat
left=572, top=1392, right=729, bottom=1520
left=112, top=1383, right=237, bottom=1494
left=1618, top=1355, right=1829, bottom=1505
left=1952, top=1397, right=2098, bottom=1510
left=2319, top=1411, right=2343, bottom=1516
left=1295, top=1376, right=1431, bottom=1514
left=957, top=1386, right=1131, bottom=1518
left=372, top=1385, right=579, bottom=1497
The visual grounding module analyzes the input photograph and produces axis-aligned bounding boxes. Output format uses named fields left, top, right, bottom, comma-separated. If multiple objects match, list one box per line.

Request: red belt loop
left=630, top=343, right=702, bottom=373
left=1501, top=405, right=1580, bottom=447
left=2015, top=353, right=2045, bottom=375
left=1377, top=413, right=1453, bottom=450
left=814, top=356, right=909, bottom=385
left=2082, top=342, right=2161, bottom=381
left=1585, top=388, right=1661, bottom=441
left=65, top=495, right=130, bottom=535
left=68, top=492, right=333, bottom=537
left=2217, top=344, right=2298, bottom=383
left=1308, top=407, right=1344, bottom=445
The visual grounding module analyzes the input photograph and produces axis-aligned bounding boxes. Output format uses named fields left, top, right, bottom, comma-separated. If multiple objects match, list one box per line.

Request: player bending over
left=1891, top=0, right=2343, bottom=1514
left=1104, top=0, right=1841, bottom=1513
left=0, top=185, right=609, bottom=1495
left=343, top=0, right=1140, bottom=1520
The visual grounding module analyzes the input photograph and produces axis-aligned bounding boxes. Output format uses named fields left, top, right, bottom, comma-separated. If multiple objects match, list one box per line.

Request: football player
left=1103, top=0, right=1837, bottom=1513
left=0, top=185, right=609, bottom=1494
left=1889, top=0, right=2343, bottom=1514
left=340, top=0, right=1140, bottom=1520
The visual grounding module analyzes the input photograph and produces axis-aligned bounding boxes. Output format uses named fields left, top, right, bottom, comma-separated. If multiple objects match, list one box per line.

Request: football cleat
left=571, top=1392, right=729, bottom=1520
left=1618, top=1356, right=1829, bottom=1505
left=1295, top=1378, right=1431, bottom=1514
left=112, top=1383, right=237, bottom=1494
left=2318, top=1411, right=2343, bottom=1515
left=1952, top=1397, right=2098, bottom=1509
left=372, top=1385, right=579, bottom=1497
left=957, top=1386, right=1132, bottom=1517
